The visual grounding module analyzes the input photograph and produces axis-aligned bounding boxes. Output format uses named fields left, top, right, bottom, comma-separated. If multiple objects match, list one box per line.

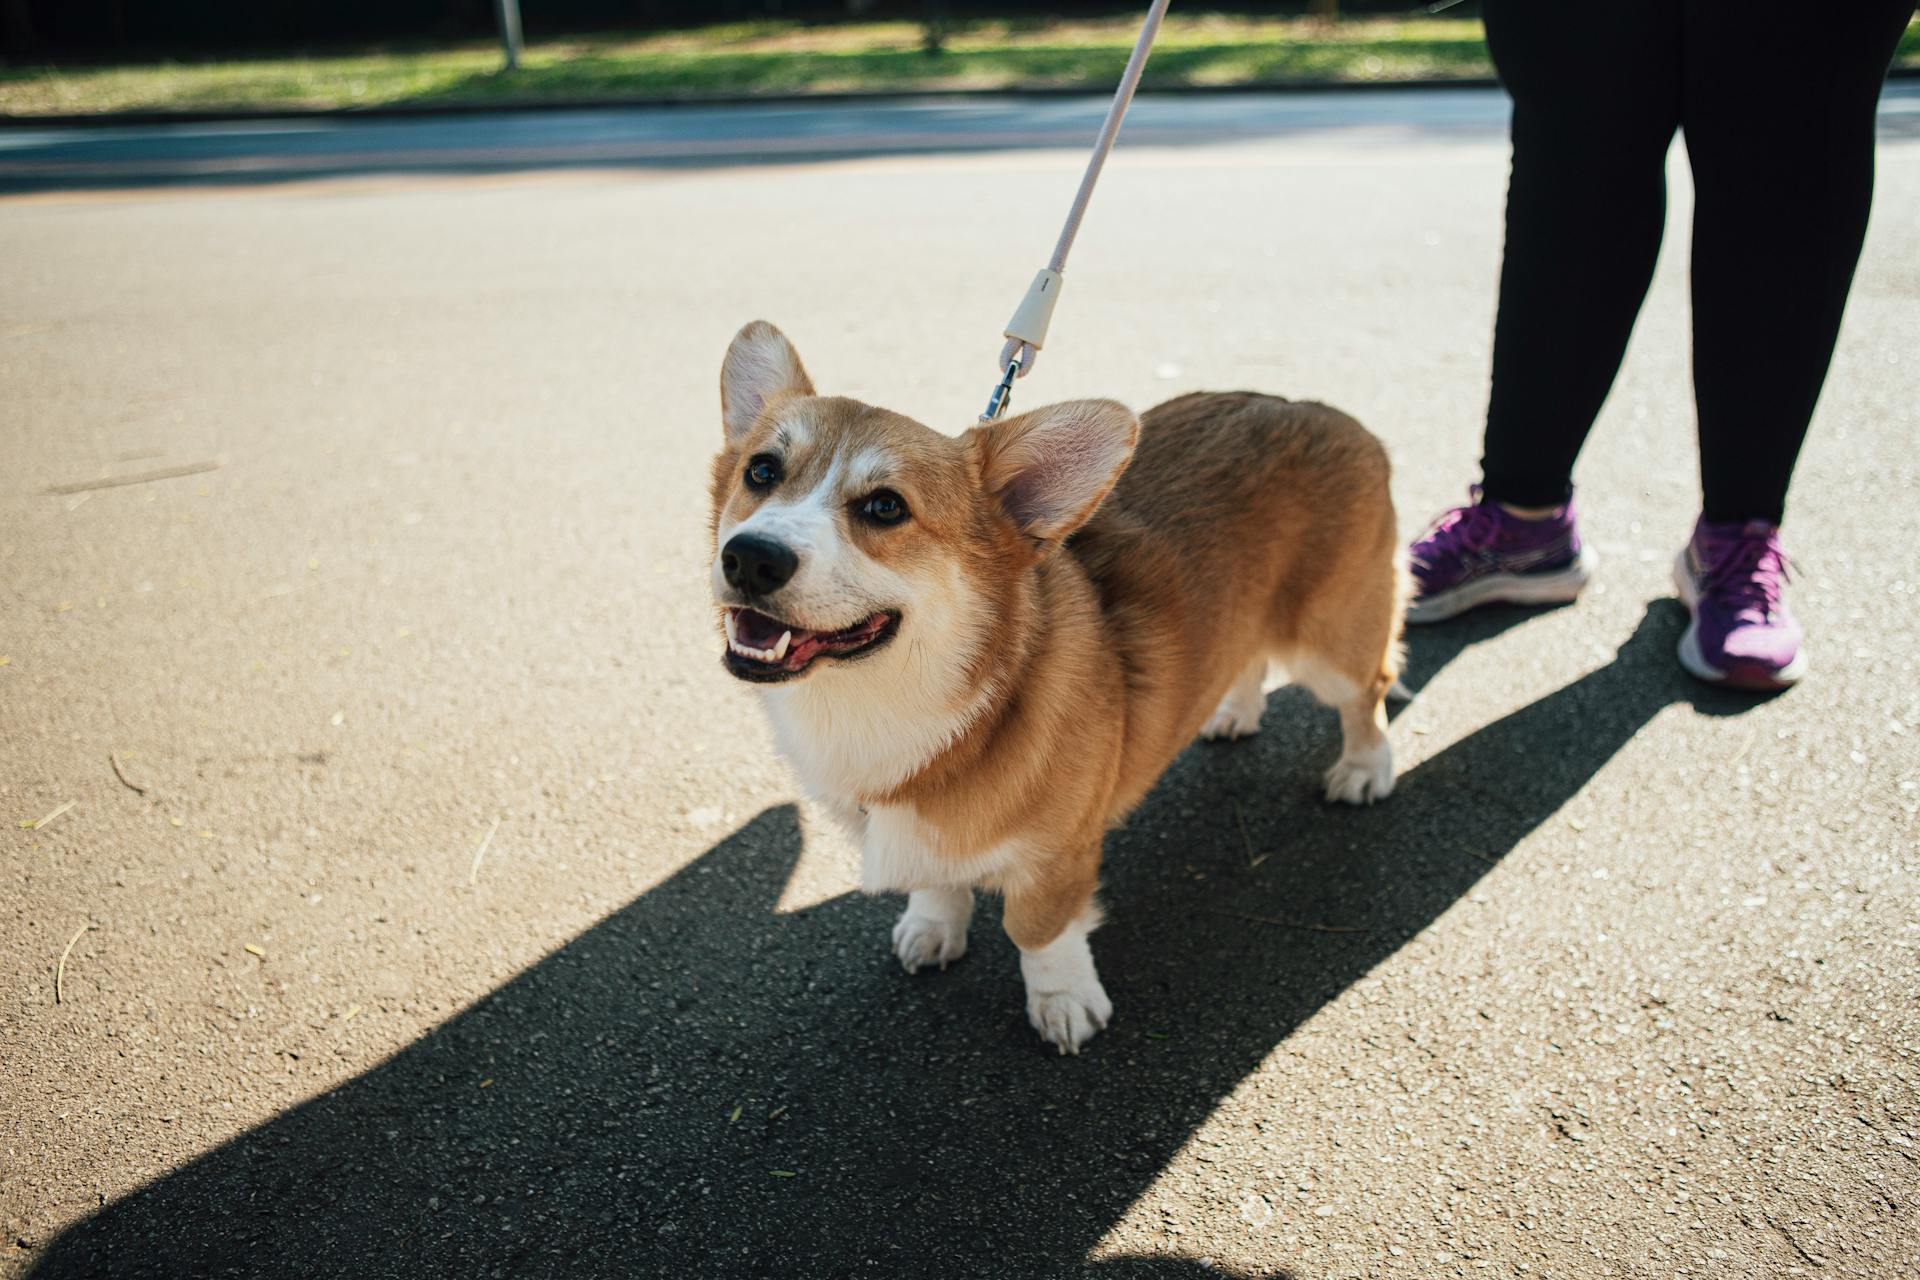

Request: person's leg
left=1668, top=0, right=1912, bottom=691
left=1682, top=0, right=1913, bottom=526
left=1408, top=0, right=1682, bottom=624
left=1477, top=0, right=1684, bottom=508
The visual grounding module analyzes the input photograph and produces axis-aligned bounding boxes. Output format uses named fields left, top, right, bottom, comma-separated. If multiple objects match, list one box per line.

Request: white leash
left=981, top=0, right=1172, bottom=421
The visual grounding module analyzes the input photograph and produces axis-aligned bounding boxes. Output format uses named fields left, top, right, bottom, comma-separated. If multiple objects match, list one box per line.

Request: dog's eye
left=744, top=455, right=782, bottom=490
left=859, top=490, right=909, bottom=525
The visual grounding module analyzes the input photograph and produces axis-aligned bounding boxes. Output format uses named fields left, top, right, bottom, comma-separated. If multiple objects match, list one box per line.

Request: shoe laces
left=1699, top=525, right=1794, bottom=621
left=1416, top=488, right=1502, bottom=557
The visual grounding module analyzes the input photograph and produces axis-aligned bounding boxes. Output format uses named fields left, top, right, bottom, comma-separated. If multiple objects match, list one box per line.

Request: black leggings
left=1477, top=0, right=1913, bottom=524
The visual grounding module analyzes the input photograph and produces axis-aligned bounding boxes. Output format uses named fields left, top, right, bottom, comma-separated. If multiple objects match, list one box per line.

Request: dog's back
left=1069, top=391, right=1406, bottom=815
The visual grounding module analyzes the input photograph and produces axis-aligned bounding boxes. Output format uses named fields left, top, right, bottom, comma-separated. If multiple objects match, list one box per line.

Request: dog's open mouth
left=723, top=606, right=900, bottom=681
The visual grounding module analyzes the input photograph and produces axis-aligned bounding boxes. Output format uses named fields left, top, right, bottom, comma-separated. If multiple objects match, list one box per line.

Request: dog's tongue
left=734, top=608, right=792, bottom=650
left=730, top=607, right=893, bottom=669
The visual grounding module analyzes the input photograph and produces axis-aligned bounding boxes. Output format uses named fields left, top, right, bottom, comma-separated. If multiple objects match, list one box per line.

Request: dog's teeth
left=724, top=615, right=791, bottom=665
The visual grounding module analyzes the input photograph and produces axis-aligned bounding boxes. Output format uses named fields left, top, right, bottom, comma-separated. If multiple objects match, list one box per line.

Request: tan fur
left=710, top=325, right=1406, bottom=1047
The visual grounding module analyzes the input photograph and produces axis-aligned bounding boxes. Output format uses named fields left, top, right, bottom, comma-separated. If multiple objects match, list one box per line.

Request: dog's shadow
left=30, top=601, right=1748, bottom=1279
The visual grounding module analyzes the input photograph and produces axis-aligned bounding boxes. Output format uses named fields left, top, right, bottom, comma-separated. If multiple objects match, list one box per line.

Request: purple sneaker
left=1406, top=487, right=1595, bottom=623
left=1673, top=518, right=1806, bottom=690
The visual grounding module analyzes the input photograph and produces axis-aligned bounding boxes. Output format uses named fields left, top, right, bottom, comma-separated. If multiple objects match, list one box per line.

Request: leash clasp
left=981, top=356, right=1022, bottom=422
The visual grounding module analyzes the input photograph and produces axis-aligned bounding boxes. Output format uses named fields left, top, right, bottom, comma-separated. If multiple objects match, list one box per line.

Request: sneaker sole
left=1671, top=550, right=1807, bottom=690
left=1406, top=545, right=1595, bottom=625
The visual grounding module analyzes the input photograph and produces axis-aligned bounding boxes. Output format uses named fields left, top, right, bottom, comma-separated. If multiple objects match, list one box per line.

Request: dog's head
left=708, top=321, right=1138, bottom=690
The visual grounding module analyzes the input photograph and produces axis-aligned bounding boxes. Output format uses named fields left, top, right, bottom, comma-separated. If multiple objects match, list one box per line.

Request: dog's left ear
left=721, top=321, right=815, bottom=446
left=970, top=399, right=1139, bottom=547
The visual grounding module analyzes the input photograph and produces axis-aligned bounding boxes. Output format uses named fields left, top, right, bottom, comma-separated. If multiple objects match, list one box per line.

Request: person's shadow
left=29, top=601, right=1752, bottom=1279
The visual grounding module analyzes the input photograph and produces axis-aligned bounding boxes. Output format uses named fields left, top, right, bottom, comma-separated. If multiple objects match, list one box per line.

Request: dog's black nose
left=721, top=533, right=799, bottom=595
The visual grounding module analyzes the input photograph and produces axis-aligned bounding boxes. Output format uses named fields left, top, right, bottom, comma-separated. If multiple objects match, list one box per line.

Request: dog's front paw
left=890, top=888, right=973, bottom=974
left=1026, top=980, right=1112, bottom=1055
left=1017, top=908, right=1110, bottom=1054
left=1323, top=740, right=1394, bottom=805
left=1201, top=704, right=1262, bottom=741
left=892, top=912, right=968, bottom=973
left=1200, top=682, right=1265, bottom=740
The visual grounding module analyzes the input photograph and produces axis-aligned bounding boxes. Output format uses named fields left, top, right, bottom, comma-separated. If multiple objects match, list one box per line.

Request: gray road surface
left=0, top=90, right=1525, bottom=192
left=3, top=89, right=1917, bottom=1278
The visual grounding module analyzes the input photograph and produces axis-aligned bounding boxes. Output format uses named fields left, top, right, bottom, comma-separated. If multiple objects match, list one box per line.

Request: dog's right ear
left=720, top=321, right=814, bottom=446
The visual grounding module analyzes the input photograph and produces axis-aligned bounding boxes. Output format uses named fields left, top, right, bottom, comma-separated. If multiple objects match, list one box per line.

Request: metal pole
left=493, top=0, right=523, bottom=71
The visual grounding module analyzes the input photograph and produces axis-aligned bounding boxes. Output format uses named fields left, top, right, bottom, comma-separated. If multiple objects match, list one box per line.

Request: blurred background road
left=0, top=89, right=1518, bottom=191
left=3, top=83, right=1915, bottom=193
left=3, top=84, right=1917, bottom=1278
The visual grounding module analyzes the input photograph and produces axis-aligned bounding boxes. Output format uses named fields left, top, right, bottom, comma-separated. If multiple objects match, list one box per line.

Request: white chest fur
left=760, top=674, right=967, bottom=804
left=757, top=639, right=998, bottom=803
left=859, top=803, right=1021, bottom=895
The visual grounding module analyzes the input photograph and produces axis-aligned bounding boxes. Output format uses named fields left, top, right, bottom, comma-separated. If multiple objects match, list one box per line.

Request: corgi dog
left=708, top=322, right=1406, bottom=1054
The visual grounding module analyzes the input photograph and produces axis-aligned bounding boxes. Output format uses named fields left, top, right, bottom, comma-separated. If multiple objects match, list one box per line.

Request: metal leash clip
left=981, top=356, right=1022, bottom=422
left=970, top=0, right=1165, bottom=423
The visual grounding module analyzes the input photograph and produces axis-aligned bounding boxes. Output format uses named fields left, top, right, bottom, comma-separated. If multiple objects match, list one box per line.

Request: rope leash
left=980, top=0, right=1172, bottom=422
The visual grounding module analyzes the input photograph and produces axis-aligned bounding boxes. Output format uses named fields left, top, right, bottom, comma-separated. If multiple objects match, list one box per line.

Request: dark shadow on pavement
left=30, top=601, right=1744, bottom=1279
left=1396, top=598, right=1580, bottom=698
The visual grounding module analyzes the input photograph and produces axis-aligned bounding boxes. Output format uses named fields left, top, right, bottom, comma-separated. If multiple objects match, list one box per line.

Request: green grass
left=1, top=14, right=1916, bottom=118
left=0, top=16, right=1487, bottom=117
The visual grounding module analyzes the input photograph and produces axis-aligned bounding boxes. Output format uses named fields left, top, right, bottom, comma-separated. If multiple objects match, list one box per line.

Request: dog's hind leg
left=1200, top=658, right=1268, bottom=741
left=1286, top=553, right=1403, bottom=805
left=1289, top=653, right=1394, bottom=805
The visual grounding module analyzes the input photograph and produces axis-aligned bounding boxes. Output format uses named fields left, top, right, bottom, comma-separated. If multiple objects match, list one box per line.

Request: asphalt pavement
left=2, top=88, right=1917, bottom=1278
